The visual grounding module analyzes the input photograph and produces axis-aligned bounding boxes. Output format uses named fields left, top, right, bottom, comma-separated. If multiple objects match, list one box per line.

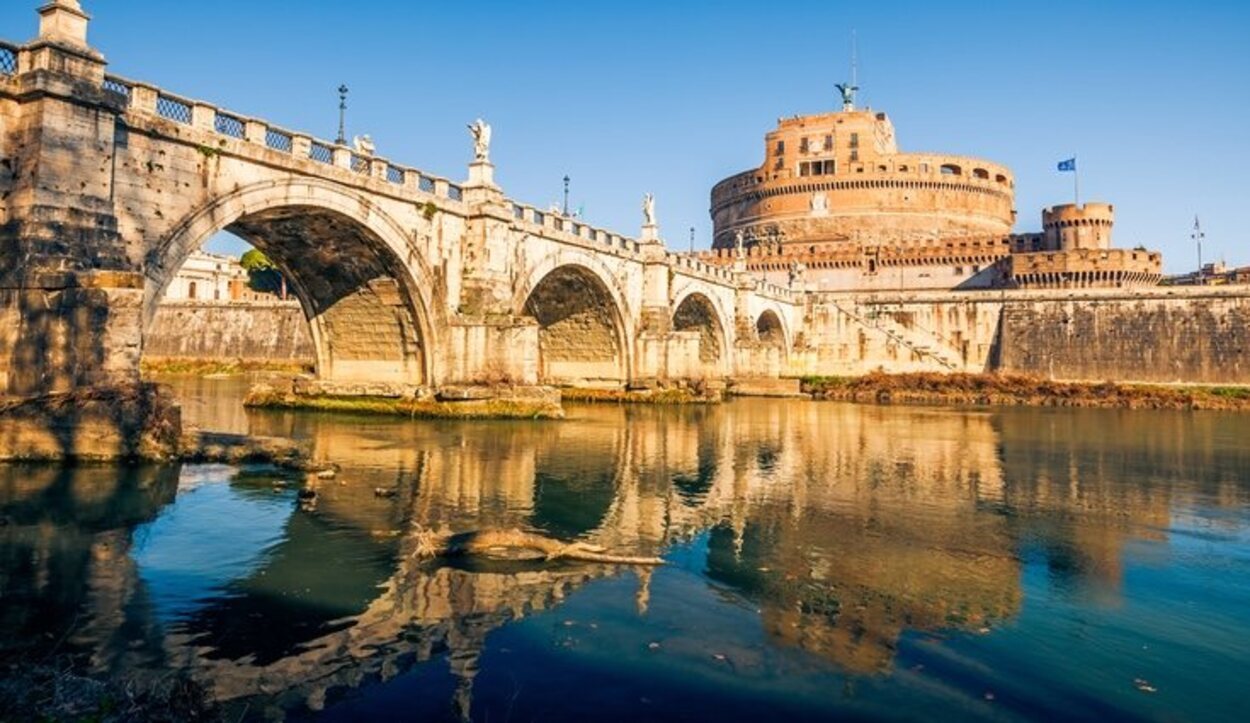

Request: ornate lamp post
left=336, top=84, right=349, bottom=145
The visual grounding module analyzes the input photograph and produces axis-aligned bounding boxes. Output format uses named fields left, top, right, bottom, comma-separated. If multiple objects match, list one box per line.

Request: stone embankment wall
left=796, top=287, right=1250, bottom=385
left=146, top=301, right=314, bottom=362
left=997, top=293, right=1250, bottom=384
left=149, top=289, right=1250, bottom=386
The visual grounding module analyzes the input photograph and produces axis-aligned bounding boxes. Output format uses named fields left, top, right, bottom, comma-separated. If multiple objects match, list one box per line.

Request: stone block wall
left=796, top=288, right=1250, bottom=385
left=998, top=294, right=1250, bottom=384
left=145, top=301, right=313, bottom=362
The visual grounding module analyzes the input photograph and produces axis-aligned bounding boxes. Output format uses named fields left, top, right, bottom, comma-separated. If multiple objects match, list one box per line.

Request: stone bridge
left=0, top=1, right=801, bottom=399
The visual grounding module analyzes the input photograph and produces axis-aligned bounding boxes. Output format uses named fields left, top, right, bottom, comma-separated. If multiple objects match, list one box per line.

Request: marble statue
left=468, top=119, right=492, bottom=161
left=352, top=134, right=375, bottom=156
left=642, top=193, right=656, bottom=227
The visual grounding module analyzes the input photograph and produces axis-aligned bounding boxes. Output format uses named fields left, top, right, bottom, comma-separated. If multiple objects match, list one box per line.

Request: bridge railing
left=0, top=41, right=18, bottom=77
left=101, top=72, right=468, bottom=205
left=508, top=201, right=643, bottom=256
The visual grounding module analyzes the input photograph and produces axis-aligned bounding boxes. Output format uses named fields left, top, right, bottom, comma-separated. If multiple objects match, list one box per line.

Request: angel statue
left=835, top=82, right=858, bottom=111
left=468, top=119, right=492, bottom=162
left=734, top=229, right=746, bottom=260
left=642, top=193, right=656, bottom=227
left=352, top=134, right=376, bottom=156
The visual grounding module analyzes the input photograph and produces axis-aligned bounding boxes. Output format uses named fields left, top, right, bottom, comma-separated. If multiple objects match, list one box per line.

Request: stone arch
left=519, top=259, right=632, bottom=386
left=145, top=180, right=439, bottom=386
left=671, top=290, right=729, bottom=370
left=756, top=309, right=788, bottom=351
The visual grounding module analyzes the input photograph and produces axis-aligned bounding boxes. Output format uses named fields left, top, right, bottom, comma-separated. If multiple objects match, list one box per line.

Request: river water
left=2, top=376, right=1248, bottom=722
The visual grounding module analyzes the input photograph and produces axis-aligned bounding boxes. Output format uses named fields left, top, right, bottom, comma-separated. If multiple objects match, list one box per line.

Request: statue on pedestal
left=642, top=193, right=656, bottom=227
left=468, top=119, right=492, bottom=162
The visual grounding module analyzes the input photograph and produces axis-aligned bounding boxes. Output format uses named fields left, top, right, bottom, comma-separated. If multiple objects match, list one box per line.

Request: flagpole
left=1074, top=156, right=1080, bottom=207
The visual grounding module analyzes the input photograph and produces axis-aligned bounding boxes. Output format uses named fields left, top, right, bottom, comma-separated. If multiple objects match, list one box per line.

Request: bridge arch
left=145, top=180, right=440, bottom=385
left=517, top=255, right=634, bottom=386
left=755, top=309, right=789, bottom=352
left=671, top=290, right=729, bottom=373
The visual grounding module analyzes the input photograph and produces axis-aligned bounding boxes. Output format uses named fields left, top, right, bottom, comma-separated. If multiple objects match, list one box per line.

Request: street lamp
left=336, top=84, right=349, bottom=145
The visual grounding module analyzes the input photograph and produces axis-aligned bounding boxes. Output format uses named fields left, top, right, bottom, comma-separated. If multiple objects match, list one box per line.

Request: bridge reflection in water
left=2, top=382, right=1248, bottom=721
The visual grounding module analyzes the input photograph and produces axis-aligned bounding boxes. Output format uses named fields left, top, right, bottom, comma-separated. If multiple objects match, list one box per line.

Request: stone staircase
left=832, top=302, right=964, bottom=372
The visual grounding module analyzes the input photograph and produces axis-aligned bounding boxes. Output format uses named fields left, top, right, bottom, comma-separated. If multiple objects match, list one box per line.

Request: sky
left=3, top=0, right=1247, bottom=272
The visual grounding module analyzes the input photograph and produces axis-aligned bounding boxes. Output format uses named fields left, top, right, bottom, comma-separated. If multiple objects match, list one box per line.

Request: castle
left=699, top=95, right=1162, bottom=292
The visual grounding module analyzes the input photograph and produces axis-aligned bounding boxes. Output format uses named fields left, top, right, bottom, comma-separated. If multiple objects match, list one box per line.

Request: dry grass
left=801, top=372, right=1250, bottom=411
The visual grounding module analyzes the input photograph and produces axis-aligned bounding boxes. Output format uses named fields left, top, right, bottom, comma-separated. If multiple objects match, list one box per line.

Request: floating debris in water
left=374, top=488, right=397, bottom=498
left=648, top=642, right=661, bottom=650
left=1134, top=678, right=1157, bottom=694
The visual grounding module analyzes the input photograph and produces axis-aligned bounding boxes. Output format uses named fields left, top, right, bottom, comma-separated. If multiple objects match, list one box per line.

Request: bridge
left=0, top=1, right=802, bottom=400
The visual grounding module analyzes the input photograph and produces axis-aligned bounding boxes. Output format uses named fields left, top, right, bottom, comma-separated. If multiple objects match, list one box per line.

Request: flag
left=1057, top=158, right=1077, bottom=172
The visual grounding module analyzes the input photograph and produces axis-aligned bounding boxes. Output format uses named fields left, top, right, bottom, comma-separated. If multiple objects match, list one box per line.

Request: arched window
left=940, top=164, right=962, bottom=176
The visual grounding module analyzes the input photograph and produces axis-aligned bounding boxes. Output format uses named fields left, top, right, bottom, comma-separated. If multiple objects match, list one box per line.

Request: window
left=800, top=160, right=837, bottom=177
left=799, top=137, right=809, bottom=153
left=824, top=134, right=833, bottom=151
left=849, top=133, right=859, bottom=148
left=775, top=140, right=785, bottom=154
left=940, top=164, right=962, bottom=176
left=850, top=150, right=859, bottom=162
left=188, top=281, right=197, bottom=300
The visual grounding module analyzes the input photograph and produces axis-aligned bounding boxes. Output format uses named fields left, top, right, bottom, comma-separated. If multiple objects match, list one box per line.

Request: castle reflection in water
left=2, top=383, right=1248, bottom=719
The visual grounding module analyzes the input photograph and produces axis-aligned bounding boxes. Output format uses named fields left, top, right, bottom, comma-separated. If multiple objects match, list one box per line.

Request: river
left=2, top=376, right=1248, bottom=721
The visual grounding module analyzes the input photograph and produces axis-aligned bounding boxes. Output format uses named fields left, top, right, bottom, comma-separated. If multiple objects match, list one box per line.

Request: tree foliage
left=240, top=248, right=275, bottom=272
left=240, top=248, right=285, bottom=296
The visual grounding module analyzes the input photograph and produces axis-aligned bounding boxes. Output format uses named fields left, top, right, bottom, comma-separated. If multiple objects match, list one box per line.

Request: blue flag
left=1057, top=158, right=1077, bottom=172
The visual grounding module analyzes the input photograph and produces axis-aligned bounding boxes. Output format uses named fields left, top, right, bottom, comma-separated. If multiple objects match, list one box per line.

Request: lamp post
left=1192, top=216, right=1205, bottom=285
left=336, top=84, right=349, bottom=145
left=563, top=175, right=570, bottom=217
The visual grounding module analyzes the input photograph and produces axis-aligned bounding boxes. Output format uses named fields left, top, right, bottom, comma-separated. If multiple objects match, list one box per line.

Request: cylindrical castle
left=710, top=109, right=1016, bottom=251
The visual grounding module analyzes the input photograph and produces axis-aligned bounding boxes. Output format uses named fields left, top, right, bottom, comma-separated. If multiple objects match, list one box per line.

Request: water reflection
left=2, top=379, right=1248, bottom=721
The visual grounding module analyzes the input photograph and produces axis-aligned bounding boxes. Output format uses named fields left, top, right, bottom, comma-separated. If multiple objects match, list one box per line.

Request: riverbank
left=243, top=382, right=565, bottom=420
left=141, top=357, right=314, bottom=377
left=561, top=384, right=722, bottom=405
left=801, top=372, right=1250, bottom=411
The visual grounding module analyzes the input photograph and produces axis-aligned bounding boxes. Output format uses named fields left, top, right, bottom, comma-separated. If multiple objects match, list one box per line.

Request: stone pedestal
left=465, top=160, right=499, bottom=192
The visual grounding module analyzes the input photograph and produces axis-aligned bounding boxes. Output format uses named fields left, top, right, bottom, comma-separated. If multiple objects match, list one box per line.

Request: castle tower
left=1042, top=203, right=1115, bottom=252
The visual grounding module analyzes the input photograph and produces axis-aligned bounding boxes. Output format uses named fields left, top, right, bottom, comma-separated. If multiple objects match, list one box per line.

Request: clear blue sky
left=4, top=1, right=1247, bottom=271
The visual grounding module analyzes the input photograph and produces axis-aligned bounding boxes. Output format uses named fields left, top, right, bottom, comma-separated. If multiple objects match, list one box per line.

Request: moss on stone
left=561, top=387, right=722, bottom=405
left=142, top=357, right=314, bottom=377
left=243, top=387, right=564, bottom=420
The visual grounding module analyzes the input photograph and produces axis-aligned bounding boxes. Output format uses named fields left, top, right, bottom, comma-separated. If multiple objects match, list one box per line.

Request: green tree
left=239, top=248, right=287, bottom=299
